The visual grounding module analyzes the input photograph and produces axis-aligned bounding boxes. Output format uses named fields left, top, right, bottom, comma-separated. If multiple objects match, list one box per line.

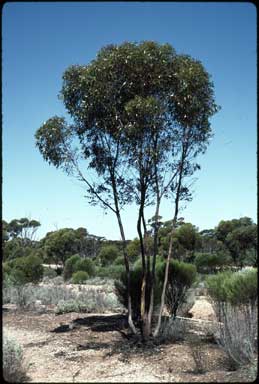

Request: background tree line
left=2, top=215, right=257, bottom=278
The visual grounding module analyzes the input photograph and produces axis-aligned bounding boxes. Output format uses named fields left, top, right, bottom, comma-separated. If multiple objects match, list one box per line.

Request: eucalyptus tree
left=35, top=41, right=218, bottom=339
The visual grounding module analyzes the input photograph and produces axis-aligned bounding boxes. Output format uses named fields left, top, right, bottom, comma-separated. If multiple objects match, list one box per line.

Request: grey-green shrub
left=55, top=289, right=121, bottom=314
left=206, top=268, right=257, bottom=306
left=206, top=268, right=257, bottom=369
left=159, top=317, right=187, bottom=342
left=43, top=266, right=57, bottom=279
left=72, top=270, right=89, bottom=284
left=189, top=334, right=208, bottom=374
left=3, top=283, right=77, bottom=307
left=3, top=332, right=27, bottom=382
left=55, top=299, right=81, bottom=314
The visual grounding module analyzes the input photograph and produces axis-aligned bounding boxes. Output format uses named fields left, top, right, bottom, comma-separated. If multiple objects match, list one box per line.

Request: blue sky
left=2, top=2, right=257, bottom=240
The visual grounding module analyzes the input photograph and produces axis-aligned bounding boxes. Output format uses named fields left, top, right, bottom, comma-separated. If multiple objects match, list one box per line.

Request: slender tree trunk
left=154, top=149, right=185, bottom=337
left=116, top=212, right=137, bottom=334
left=137, top=185, right=154, bottom=341
left=137, top=206, right=147, bottom=339
left=111, top=174, right=137, bottom=334
left=153, top=218, right=177, bottom=337
left=147, top=197, right=161, bottom=333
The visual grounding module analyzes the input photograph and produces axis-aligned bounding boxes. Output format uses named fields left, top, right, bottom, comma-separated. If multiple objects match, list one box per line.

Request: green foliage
left=96, top=265, right=125, bottom=279
left=63, top=254, right=81, bottom=280
left=194, top=252, right=230, bottom=273
left=126, top=238, right=141, bottom=262
left=177, top=223, right=201, bottom=252
left=41, top=228, right=88, bottom=266
left=11, top=255, right=43, bottom=284
left=156, top=259, right=197, bottom=318
left=206, top=268, right=257, bottom=369
left=3, top=261, right=12, bottom=277
left=114, top=266, right=162, bottom=321
left=9, top=269, right=28, bottom=286
left=3, top=333, right=27, bottom=382
left=74, top=258, right=95, bottom=277
left=198, top=229, right=226, bottom=254
left=72, top=270, right=89, bottom=284
left=206, top=268, right=257, bottom=306
left=64, top=254, right=96, bottom=281
left=114, top=267, right=142, bottom=321
left=215, top=218, right=257, bottom=266
left=3, top=238, right=27, bottom=261
left=35, top=41, right=218, bottom=223
left=3, top=218, right=40, bottom=241
left=158, top=222, right=201, bottom=261
left=98, top=245, right=120, bottom=266
left=113, top=256, right=125, bottom=265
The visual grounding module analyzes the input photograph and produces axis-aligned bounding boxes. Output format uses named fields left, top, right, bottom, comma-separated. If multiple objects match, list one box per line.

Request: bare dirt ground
left=3, top=298, right=256, bottom=383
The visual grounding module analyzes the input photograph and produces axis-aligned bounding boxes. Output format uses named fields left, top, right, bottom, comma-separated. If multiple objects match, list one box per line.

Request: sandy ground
left=3, top=298, right=257, bottom=383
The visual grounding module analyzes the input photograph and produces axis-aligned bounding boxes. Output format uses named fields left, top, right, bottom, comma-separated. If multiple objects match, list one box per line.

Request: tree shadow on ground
left=50, top=313, right=165, bottom=359
left=73, top=314, right=128, bottom=332
left=104, top=334, right=164, bottom=360
left=50, top=314, right=128, bottom=333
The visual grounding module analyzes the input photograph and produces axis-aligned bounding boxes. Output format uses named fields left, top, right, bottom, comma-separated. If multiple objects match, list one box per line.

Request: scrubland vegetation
left=2, top=215, right=257, bottom=382
left=3, top=41, right=257, bottom=382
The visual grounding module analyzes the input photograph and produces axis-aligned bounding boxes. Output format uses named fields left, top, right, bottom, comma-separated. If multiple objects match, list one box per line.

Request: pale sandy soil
left=3, top=298, right=256, bottom=383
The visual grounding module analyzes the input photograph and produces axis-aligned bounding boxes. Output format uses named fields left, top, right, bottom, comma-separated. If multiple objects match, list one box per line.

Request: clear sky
left=2, top=1, right=257, bottom=240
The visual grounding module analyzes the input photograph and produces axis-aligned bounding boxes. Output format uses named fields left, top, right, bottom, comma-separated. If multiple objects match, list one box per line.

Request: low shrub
left=156, top=259, right=197, bottom=318
left=3, top=282, right=77, bottom=308
left=206, top=268, right=257, bottom=307
left=63, top=254, right=81, bottom=280
left=113, top=256, right=125, bottom=266
left=9, top=269, right=28, bottom=286
left=72, top=271, right=89, bottom=284
left=206, top=268, right=257, bottom=369
left=86, top=276, right=114, bottom=288
left=74, top=258, right=95, bottom=277
left=3, top=332, right=27, bottom=382
left=96, top=265, right=125, bottom=279
left=189, top=334, right=208, bottom=374
left=12, top=255, right=43, bottom=284
left=159, top=317, right=187, bottom=342
left=43, top=267, right=57, bottom=279
left=55, top=299, right=81, bottom=314
left=35, top=284, right=77, bottom=305
left=3, top=261, right=12, bottom=278
left=114, top=266, right=162, bottom=322
left=98, top=245, right=120, bottom=266
left=55, top=289, right=121, bottom=314
left=50, top=276, right=64, bottom=285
